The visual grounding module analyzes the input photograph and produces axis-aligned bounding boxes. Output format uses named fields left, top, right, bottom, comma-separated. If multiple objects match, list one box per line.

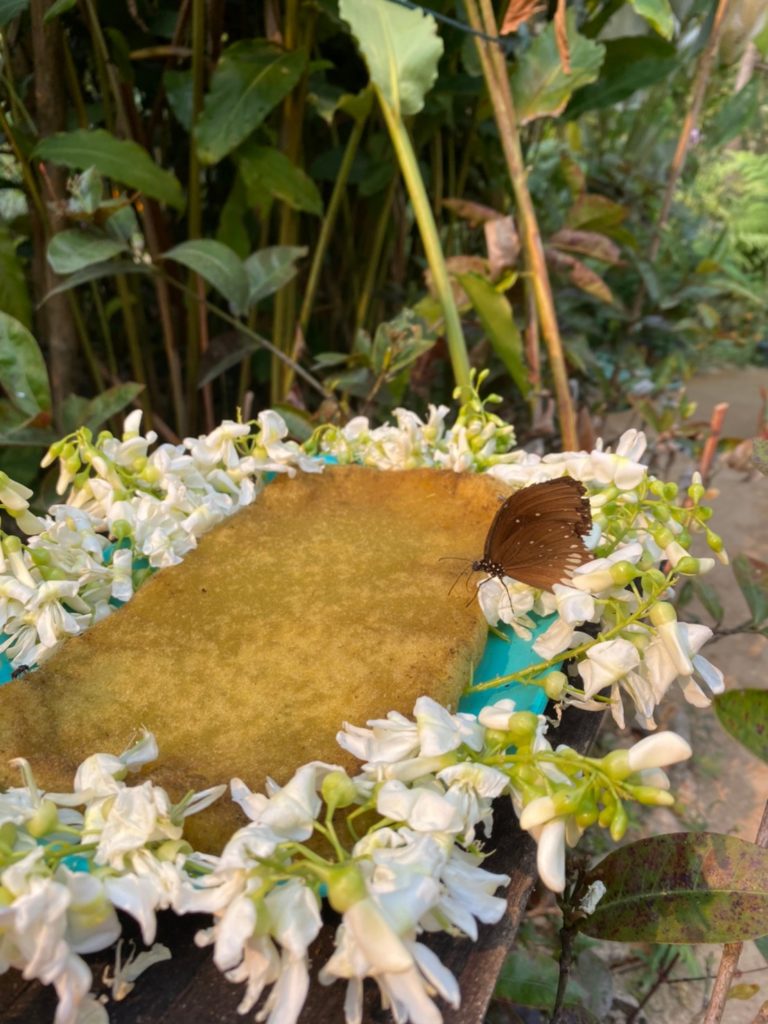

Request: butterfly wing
left=485, top=478, right=592, bottom=590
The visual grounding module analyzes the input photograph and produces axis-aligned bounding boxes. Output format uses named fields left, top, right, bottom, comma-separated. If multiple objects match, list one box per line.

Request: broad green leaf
left=194, top=41, right=306, bottom=165
left=35, top=130, right=184, bottom=211
left=340, top=0, right=443, bottom=117
left=495, top=947, right=591, bottom=1010
left=0, top=224, right=31, bottom=328
left=238, top=143, right=323, bottom=216
left=163, top=69, right=194, bottom=131
left=580, top=833, right=768, bottom=944
left=47, top=229, right=127, bottom=275
left=629, top=0, right=674, bottom=39
left=566, top=193, right=628, bottom=234
left=216, top=174, right=251, bottom=259
left=0, top=0, right=27, bottom=26
left=708, top=80, right=760, bottom=149
left=245, top=246, right=307, bottom=306
left=44, top=0, right=77, bottom=20
left=0, top=313, right=51, bottom=416
left=732, top=553, right=768, bottom=625
left=81, top=383, right=144, bottom=432
left=43, top=260, right=150, bottom=302
left=715, top=690, right=768, bottom=764
left=456, top=272, right=529, bottom=397
left=567, top=36, right=677, bottom=117
left=162, top=240, right=249, bottom=315
left=510, top=12, right=605, bottom=124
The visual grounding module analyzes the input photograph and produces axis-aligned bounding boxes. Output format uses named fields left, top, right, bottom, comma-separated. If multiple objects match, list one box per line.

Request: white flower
left=627, top=731, right=692, bottom=771
left=577, top=638, right=641, bottom=699
left=589, top=430, right=648, bottom=490
left=376, top=780, right=465, bottom=834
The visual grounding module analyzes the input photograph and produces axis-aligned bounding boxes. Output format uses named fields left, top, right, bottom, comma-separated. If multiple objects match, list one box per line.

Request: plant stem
left=115, top=275, right=151, bottom=422
left=376, top=95, right=471, bottom=395
left=464, top=0, right=576, bottom=449
left=185, top=0, right=206, bottom=432
left=356, top=177, right=397, bottom=332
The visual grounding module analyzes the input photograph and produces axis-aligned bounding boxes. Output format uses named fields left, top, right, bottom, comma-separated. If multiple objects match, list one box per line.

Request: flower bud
left=628, top=785, right=675, bottom=807
left=112, top=519, right=133, bottom=541
left=552, top=788, right=582, bottom=816
left=627, top=731, right=692, bottom=771
left=598, top=803, right=615, bottom=829
left=688, top=481, right=705, bottom=504
left=2, top=535, right=21, bottom=555
left=663, top=482, right=678, bottom=500
left=543, top=671, right=567, bottom=700
left=705, top=529, right=724, bottom=553
left=675, top=556, right=700, bottom=576
left=156, top=839, right=193, bottom=862
left=609, top=561, right=638, bottom=586
left=327, top=863, right=367, bottom=913
left=602, top=749, right=631, bottom=781
left=26, top=798, right=59, bottom=838
left=610, top=802, right=628, bottom=841
left=652, top=525, right=674, bottom=548
left=28, top=548, right=51, bottom=567
left=0, top=821, right=17, bottom=851
left=507, top=711, right=539, bottom=743
left=643, top=568, right=667, bottom=589
left=321, top=770, right=358, bottom=809
left=575, top=792, right=599, bottom=829
left=649, top=601, right=677, bottom=628
left=649, top=480, right=666, bottom=497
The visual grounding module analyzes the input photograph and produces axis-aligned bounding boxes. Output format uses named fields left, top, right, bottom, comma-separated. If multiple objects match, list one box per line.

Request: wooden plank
left=0, top=707, right=602, bottom=1023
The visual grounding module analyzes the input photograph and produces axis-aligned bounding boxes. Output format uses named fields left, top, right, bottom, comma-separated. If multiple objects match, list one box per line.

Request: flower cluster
left=0, top=700, right=692, bottom=1024
left=0, top=410, right=319, bottom=669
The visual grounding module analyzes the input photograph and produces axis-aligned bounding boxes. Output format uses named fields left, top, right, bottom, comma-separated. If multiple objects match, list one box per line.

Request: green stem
left=185, top=0, right=206, bottom=432
left=356, top=177, right=397, bottom=331
left=298, top=105, right=369, bottom=342
left=115, top=275, right=151, bottom=422
left=376, top=93, right=471, bottom=395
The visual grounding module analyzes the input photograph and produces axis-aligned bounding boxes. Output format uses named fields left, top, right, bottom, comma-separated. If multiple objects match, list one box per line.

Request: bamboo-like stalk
left=115, top=274, right=151, bottom=421
left=355, top=177, right=397, bottom=332
left=632, top=0, right=733, bottom=317
left=464, top=0, right=577, bottom=450
left=185, top=0, right=206, bottom=432
left=376, top=98, right=471, bottom=394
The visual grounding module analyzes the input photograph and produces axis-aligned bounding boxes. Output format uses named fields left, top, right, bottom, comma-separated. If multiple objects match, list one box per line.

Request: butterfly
left=472, top=477, right=593, bottom=592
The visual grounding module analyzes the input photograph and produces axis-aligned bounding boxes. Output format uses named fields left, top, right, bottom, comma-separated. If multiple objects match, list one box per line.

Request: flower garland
left=0, top=384, right=727, bottom=1024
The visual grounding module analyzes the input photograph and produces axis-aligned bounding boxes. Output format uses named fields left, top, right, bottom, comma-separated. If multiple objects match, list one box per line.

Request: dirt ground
left=599, top=367, right=768, bottom=1023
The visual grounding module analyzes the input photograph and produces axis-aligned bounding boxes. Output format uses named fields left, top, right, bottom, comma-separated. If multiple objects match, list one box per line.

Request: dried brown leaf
left=501, top=0, right=545, bottom=35
left=554, top=0, right=571, bottom=74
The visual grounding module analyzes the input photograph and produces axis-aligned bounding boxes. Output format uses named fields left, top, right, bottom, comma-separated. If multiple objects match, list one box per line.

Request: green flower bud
left=156, top=839, right=194, bottom=862
left=650, top=601, right=677, bottom=627
left=609, top=561, right=639, bottom=586
left=652, top=525, right=674, bottom=548
left=575, top=792, right=599, bottom=830
left=3, top=535, right=22, bottom=555
left=677, top=529, right=691, bottom=548
left=675, top=556, right=700, bottom=576
left=628, top=785, right=675, bottom=807
left=0, top=821, right=17, bottom=851
left=28, top=548, right=51, bottom=567
left=706, top=529, right=724, bottom=553
left=598, top=804, right=615, bottom=829
left=602, top=749, right=631, bottom=781
left=327, top=863, right=367, bottom=913
left=321, top=770, right=358, bottom=810
left=643, top=568, right=667, bottom=589
left=507, top=712, right=539, bottom=742
left=26, top=798, right=59, bottom=838
left=543, top=671, right=567, bottom=700
left=610, top=801, right=628, bottom=841
left=112, top=519, right=133, bottom=541
left=663, top=482, right=678, bottom=501
left=552, top=788, right=582, bottom=816
left=687, top=482, right=705, bottom=504
left=39, top=566, right=67, bottom=582
left=652, top=503, right=671, bottom=523
left=697, top=506, right=713, bottom=522
left=484, top=728, right=510, bottom=750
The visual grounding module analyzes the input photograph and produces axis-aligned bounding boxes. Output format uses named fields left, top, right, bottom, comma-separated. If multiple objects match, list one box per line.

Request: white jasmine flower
left=376, top=780, right=465, bottom=834
left=578, top=638, right=640, bottom=699
left=230, top=762, right=336, bottom=840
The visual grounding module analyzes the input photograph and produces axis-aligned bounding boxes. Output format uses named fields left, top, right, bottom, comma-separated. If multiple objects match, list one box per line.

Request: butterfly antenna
left=448, top=564, right=472, bottom=597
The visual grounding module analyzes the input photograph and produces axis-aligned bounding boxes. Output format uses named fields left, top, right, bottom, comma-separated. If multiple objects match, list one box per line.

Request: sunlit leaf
left=35, top=130, right=184, bottom=210
left=245, top=246, right=307, bottom=306
left=510, top=12, right=604, bottom=123
left=628, top=0, right=674, bottom=40
left=456, top=272, right=529, bottom=397
left=162, top=240, right=249, bottom=315
left=340, top=0, right=443, bottom=117
left=194, top=41, right=306, bottom=165
left=580, top=833, right=768, bottom=944
left=715, top=690, right=768, bottom=764
left=238, top=144, right=323, bottom=216
left=0, top=313, right=51, bottom=416
left=47, top=229, right=128, bottom=275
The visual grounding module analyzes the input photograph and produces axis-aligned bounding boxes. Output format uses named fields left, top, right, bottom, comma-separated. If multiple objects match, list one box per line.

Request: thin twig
left=626, top=950, right=681, bottom=1024
left=702, top=801, right=768, bottom=1024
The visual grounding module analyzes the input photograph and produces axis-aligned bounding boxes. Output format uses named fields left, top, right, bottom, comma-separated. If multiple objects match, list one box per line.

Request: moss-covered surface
left=0, top=466, right=507, bottom=850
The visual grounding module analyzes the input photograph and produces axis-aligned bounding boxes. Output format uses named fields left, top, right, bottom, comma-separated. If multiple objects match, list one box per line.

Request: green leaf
left=628, top=0, right=675, bottom=39
left=244, top=245, right=307, bottom=306
left=567, top=36, right=677, bottom=118
left=238, top=143, right=323, bottom=217
left=340, top=0, right=443, bottom=117
left=456, top=272, right=529, bottom=397
left=0, top=224, right=31, bottom=329
left=42, top=260, right=150, bottom=302
left=0, top=313, right=51, bottom=416
left=708, top=80, right=760, bottom=149
left=163, top=69, right=194, bottom=131
left=715, top=690, right=768, bottom=764
left=0, top=0, right=27, bottom=27
left=579, top=833, right=768, bottom=944
left=566, top=193, right=628, bottom=234
left=47, top=229, right=128, bottom=275
left=217, top=173, right=251, bottom=260
left=732, top=553, right=768, bottom=625
left=510, top=12, right=605, bottom=124
left=43, top=0, right=77, bottom=20
left=80, top=383, right=144, bottom=432
left=194, top=41, right=306, bottom=165
left=35, top=130, right=185, bottom=211
left=495, top=947, right=590, bottom=1010
left=162, top=240, right=249, bottom=315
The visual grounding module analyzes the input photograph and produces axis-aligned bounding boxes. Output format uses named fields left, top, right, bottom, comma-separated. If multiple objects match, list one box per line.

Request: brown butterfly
left=473, top=477, right=592, bottom=591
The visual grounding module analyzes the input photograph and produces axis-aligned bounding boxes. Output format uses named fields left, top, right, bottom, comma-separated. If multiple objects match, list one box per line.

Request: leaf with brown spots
left=578, top=833, right=768, bottom=944
left=715, top=689, right=768, bottom=764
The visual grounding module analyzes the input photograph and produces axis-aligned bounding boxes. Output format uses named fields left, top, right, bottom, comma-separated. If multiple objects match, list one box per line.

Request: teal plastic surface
left=458, top=612, right=556, bottom=717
